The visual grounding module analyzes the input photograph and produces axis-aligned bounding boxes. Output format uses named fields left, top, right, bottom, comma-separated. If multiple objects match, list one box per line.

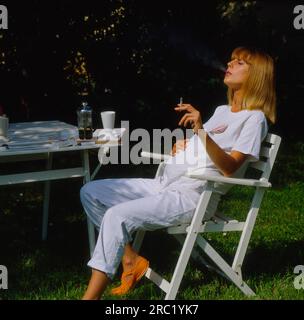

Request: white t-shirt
left=160, top=104, right=268, bottom=194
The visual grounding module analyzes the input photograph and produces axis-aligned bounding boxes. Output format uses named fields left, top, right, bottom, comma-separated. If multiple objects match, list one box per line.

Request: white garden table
left=0, top=120, right=118, bottom=256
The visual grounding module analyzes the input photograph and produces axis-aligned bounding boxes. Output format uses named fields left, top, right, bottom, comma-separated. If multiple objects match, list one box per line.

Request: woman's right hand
left=170, top=139, right=189, bottom=156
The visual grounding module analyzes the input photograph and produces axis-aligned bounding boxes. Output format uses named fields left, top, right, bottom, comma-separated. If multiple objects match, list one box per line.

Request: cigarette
left=179, top=97, right=183, bottom=105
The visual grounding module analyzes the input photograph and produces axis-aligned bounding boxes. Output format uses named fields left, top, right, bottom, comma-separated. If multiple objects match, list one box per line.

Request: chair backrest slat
left=260, top=146, right=272, bottom=158
left=248, top=133, right=281, bottom=180
left=264, top=134, right=279, bottom=144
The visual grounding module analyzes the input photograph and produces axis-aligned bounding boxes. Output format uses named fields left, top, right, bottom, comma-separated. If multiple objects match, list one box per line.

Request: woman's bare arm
left=197, top=129, right=248, bottom=177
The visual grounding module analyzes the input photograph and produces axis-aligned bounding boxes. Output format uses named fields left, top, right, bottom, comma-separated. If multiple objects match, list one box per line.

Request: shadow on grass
left=244, top=240, right=304, bottom=275
left=172, top=237, right=304, bottom=290
left=1, top=220, right=303, bottom=299
left=135, top=233, right=304, bottom=295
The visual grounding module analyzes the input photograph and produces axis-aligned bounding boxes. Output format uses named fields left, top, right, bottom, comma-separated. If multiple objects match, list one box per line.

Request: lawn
left=0, top=139, right=303, bottom=300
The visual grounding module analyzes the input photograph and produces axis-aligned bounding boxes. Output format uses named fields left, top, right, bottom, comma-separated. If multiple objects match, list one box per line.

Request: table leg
left=82, top=149, right=96, bottom=257
left=42, top=153, right=53, bottom=241
left=90, top=146, right=109, bottom=180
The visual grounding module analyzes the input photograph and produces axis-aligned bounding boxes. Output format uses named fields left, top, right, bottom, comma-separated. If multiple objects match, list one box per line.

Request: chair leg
left=196, top=235, right=255, bottom=296
left=165, top=227, right=200, bottom=299
left=232, top=188, right=265, bottom=273
left=173, top=234, right=215, bottom=271
left=87, top=219, right=96, bottom=257
left=132, top=229, right=146, bottom=253
left=174, top=234, right=238, bottom=283
left=165, top=188, right=213, bottom=299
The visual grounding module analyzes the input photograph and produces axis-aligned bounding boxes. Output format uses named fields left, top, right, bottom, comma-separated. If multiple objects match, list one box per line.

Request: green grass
left=0, top=139, right=304, bottom=300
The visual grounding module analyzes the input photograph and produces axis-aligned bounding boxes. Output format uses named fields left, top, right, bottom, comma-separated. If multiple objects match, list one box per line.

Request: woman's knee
left=80, top=182, right=93, bottom=204
left=80, top=180, right=107, bottom=202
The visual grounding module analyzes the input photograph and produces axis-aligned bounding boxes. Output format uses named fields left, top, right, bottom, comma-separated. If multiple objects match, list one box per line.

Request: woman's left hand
left=174, top=103, right=203, bottom=134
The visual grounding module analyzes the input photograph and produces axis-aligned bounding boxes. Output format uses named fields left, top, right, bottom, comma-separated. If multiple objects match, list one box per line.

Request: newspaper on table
left=0, top=121, right=79, bottom=151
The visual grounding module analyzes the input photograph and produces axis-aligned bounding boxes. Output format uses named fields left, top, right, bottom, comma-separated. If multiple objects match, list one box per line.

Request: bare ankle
left=122, top=253, right=139, bottom=267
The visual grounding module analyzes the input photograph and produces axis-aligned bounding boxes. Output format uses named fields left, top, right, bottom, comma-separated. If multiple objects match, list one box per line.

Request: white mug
left=101, top=111, right=115, bottom=130
left=0, top=116, right=9, bottom=137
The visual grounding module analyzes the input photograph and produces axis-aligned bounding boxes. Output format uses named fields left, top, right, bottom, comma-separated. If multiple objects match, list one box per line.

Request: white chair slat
left=249, top=161, right=267, bottom=172
left=265, top=134, right=279, bottom=144
left=260, top=146, right=272, bottom=158
left=214, top=211, right=239, bottom=223
left=166, top=221, right=245, bottom=234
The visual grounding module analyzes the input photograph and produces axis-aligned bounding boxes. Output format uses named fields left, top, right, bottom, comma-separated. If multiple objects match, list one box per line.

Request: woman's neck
left=231, top=90, right=244, bottom=112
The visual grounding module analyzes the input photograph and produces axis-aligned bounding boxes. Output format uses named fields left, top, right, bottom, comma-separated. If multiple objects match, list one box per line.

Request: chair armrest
left=140, top=151, right=171, bottom=161
left=184, top=172, right=272, bottom=188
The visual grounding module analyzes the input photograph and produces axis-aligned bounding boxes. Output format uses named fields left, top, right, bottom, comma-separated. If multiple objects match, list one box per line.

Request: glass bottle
left=77, top=101, right=93, bottom=139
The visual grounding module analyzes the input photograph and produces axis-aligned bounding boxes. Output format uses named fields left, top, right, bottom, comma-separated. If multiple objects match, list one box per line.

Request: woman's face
left=224, top=58, right=250, bottom=90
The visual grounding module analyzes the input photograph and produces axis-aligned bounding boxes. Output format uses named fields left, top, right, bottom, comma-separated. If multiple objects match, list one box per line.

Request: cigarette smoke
left=167, top=26, right=226, bottom=72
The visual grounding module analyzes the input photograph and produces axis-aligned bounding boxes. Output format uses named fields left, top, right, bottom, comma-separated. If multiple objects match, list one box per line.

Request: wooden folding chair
left=133, top=133, right=281, bottom=300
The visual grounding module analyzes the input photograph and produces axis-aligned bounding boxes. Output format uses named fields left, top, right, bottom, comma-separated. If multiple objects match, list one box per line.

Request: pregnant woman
left=80, top=46, right=276, bottom=299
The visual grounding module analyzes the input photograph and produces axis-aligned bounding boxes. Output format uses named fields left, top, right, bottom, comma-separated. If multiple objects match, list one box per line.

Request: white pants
left=80, top=177, right=221, bottom=279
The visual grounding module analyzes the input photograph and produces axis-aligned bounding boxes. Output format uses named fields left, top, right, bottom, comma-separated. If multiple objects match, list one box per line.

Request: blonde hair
left=227, top=46, right=276, bottom=124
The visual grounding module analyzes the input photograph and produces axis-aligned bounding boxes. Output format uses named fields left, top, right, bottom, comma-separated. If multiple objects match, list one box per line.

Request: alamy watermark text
left=0, top=265, right=8, bottom=289
left=0, top=5, right=8, bottom=29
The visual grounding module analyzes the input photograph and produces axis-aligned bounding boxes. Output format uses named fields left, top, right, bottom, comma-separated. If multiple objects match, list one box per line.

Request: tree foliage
left=0, top=1, right=303, bottom=138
